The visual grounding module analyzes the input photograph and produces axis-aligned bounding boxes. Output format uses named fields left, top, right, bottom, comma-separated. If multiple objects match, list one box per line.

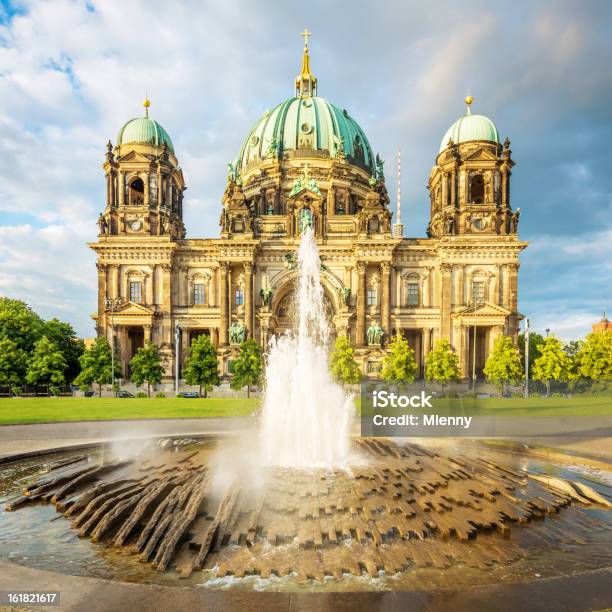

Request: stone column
left=456, top=265, right=465, bottom=306
left=181, top=328, right=190, bottom=361
left=508, top=263, right=519, bottom=312
left=243, top=262, right=253, bottom=339
left=161, top=263, right=172, bottom=344
left=218, top=263, right=229, bottom=346
left=143, top=324, right=152, bottom=343
left=456, top=325, right=465, bottom=378
left=96, top=263, right=107, bottom=335
left=422, top=327, right=432, bottom=360
left=380, top=262, right=391, bottom=335
left=356, top=262, right=367, bottom=346
left=440, top=264, right=452, bottom=339
left=118, top=171, right=125, bottom=206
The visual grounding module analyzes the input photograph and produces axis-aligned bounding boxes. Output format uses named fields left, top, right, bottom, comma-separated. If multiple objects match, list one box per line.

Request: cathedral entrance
left=273, top=283, right=336, bottom=344
left=400, top=329, right=424, bottom=378
left=125, top=326, right=144, bottom=376
left=467, top=326, right=489, bottom=380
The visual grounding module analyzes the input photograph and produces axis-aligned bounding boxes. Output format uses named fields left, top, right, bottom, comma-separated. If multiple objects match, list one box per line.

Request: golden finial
left=143, top=96, right=151, bottom=117
left=296, top=29, right=317, bottom=97
left=465, top=95, right=473, bottom=114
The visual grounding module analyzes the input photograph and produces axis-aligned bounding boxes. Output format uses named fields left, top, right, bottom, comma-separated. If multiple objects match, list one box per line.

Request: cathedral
left=91, top=33, right=526, bottom=381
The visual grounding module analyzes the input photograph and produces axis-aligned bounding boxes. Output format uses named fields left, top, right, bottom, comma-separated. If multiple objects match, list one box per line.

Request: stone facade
left=91, top=42, right=526, bottom=381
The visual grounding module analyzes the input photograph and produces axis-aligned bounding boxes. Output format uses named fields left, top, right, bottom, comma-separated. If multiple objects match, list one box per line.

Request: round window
left=250, top=135, right=259, bottom=146
left=301, top=123, right=313, bottom=134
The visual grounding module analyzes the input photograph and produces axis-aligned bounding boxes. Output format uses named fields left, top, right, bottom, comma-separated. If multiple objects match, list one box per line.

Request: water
left=259, top=227, right=354, bottom=468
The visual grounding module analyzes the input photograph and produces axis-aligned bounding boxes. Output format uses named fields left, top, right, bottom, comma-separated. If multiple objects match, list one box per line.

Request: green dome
left=238, top=96, right=375, bottom=174
left=117, top=117, right=174, bottom=153
left=439, top=112, right=499, bottom=153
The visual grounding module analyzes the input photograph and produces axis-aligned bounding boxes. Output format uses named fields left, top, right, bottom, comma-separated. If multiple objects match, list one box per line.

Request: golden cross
left=301, top=28, right=311, bottom=48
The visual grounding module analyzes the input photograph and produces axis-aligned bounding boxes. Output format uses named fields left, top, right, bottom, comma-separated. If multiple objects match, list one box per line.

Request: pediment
left=462, top=147, right=499, bottom=162
left=117, top=151, right=153, bottom=163
left=288, top=186, right=322, bottom=201
left=453, top=301, right=512, bottom=318
left=113, top=301, right=155, bottom=316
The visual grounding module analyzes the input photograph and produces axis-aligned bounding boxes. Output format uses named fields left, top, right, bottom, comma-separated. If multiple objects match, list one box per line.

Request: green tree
left=75, top=337, right=118, bottom=397
left=532, top=336, right=575, bottom=395
left=483, top=335, right=523, bottom=392
left=575, top=330, right=612, bottom=380
left=0, top=338, right=28, bottom=393
left=42, top=318, right=84, bottom=383
left=26, top=336, right=67, bottom=394
left=183, top=335, right=220, bottom=397
left=129, top=342, right=164, bottom=397
left=230, top=339, right=264, bottom=398
left=425, top=339, right=461, bottom=389
left=381, top=333, right=418, bottom=384
left=518, top=331, right=545, bottom=377
left=329, top=335, right=361, bottom=385
left=0, top=297, right=43, bottom=354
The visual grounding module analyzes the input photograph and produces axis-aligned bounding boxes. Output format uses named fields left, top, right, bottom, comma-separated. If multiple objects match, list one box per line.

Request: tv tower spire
left=393, top=148, right=404, bottom=238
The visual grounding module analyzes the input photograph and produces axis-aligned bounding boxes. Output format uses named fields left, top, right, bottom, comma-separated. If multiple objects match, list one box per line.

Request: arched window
left=470, top=174, right=484, bottom=204
left=129, top=178, right=145, bottom=206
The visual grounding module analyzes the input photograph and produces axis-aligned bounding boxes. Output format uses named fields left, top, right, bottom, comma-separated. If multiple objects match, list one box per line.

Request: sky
left=0, top=0, right=610, bottom=340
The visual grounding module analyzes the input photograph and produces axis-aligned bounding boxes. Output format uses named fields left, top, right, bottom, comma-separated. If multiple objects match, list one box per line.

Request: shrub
left=155, top=392, right=166, bottom=398
left=12, top=386, right=22, bottom=396
left=176, top=392, right=184, bottom=398
left=136, top=391, right=148, bottom=398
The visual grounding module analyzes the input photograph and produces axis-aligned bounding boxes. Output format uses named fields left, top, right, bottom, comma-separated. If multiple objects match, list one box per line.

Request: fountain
left=260, top=227, right=353, bottom=468
left=0, top=229, right=611, bottom=592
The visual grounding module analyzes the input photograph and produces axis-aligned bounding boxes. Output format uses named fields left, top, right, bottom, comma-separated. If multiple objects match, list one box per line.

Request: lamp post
left=174, top=322, right=180, bottom=396
left=105, top=297, right=121, bottom=394
left=545, top=327, right=550, bottom=338
left=524, top=318, right=530, bottom=399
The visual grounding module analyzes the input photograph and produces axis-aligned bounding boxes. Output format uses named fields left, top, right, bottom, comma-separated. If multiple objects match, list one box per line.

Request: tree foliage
left=0, top=338, right=27, bottom=392
left=483, top=335, right=523, bottom=387
left=381, top=333, right=418, bottom=384
left=183, top=335, right=220, bottom=397
left=230, top=339, right=264, bottom=398
left=532, top=336, right=575, bottom=393
left=75, top=337, right=118, bottom=396
left=0, top=298, right=84, bottom=387
left=575, top=330, right=612, bottom=380
left=129, top=342, right=164, bottom=397
left=42, top=318, right=84, bottom=383
left=329, top=336, right=361, bottom=385
left=425, top=339, right=460, bottom=385
left=0, top=297, right=43, bottom=355
left=518, top=330, right=545, bottom=377
left=26, top=336, right=67, bottom=393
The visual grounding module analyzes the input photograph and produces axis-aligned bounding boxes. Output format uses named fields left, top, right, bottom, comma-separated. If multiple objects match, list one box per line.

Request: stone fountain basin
left=0, top=435, right=611, bottom=610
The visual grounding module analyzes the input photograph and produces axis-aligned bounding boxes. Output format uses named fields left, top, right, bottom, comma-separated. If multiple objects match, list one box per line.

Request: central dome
left=238, top=96, right=375, bottom=174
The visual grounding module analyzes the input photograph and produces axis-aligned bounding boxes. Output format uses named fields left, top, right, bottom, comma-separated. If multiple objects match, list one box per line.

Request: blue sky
left=0, top=0, right=610, bottom=339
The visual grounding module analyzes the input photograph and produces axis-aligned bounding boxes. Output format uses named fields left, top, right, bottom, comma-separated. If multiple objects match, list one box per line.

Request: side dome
left=117, top=100, right=174, bottom=153
left=439, top=97, right=499, bottom=153
left=238, top=96, right=375, bottom=174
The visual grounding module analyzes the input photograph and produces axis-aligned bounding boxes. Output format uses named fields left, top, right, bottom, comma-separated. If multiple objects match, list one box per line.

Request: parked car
left=117, top=390, right=134, bottom=398
left=84, top=390, right=95, bottom=397
left=181, top=391, right=200, bottom=398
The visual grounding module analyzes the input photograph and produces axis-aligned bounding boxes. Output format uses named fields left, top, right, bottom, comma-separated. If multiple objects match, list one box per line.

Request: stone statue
left=444, top=213, right=455, bottom=234
left=265, top=136, right=280, bottom=158
left=285, top=252, right=297, bottom=270
left=339, top=286, right=351, bottom=307
left=426, top=221, right=433, bottom=238
left=159, top=217, right=166, bottom=235
left=375, top=153, right=385, bottom=181
left=229, top=322, right=246, bottom=345
left=227, top=161, right=240, bottom=184
left=510, top=208, right=521, bottom=233
left=260, top=287, right=273, bottom=307
left=367, top=324, right=384, bottom=346
left=97, top=213, right=108, bottom=235
left=333, top=135, right=346, bottom=159
left=299, top=208, right=313, bottom=234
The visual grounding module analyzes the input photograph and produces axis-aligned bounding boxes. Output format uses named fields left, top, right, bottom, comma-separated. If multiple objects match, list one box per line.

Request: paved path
left=0, top=561, right=611, bottom=612
left=0, top=418, right=255, bottom=459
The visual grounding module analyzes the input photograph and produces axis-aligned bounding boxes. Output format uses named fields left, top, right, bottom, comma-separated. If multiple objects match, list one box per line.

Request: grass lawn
left=0, top=397, right=259, bottom=425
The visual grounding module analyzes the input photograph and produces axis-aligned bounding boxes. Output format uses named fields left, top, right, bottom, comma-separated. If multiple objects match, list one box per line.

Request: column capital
left=96, top=262, right=107, bottom=273
left=357, top=261, right=367, bottom=273
left=160, top=263, right=172, bottom=273
left=380, top=261, right=391, bottom=273
left=243, top=261, right=254, bottom=273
